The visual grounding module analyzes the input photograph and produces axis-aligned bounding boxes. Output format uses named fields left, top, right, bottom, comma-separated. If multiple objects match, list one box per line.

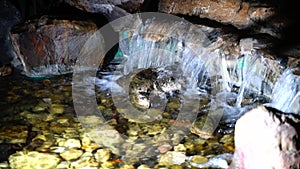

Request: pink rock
left=230, top=106, right=300, bottom=169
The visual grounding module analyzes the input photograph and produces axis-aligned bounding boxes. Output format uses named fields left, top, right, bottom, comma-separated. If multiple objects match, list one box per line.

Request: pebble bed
left=0, top=72, right=234, bottom=169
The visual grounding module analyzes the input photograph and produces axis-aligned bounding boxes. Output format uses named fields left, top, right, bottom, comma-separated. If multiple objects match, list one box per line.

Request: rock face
left=10, top=16, right=99, bottom=76
left=64, top=0, right=142, bottom=20
left=230, top=106, right=300, bottom=169
left=158, top=0, right=278, bottom=30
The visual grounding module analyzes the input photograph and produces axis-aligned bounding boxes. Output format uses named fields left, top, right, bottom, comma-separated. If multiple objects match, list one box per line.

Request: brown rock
left=230, top=106, right=300, bottom=169
left=158, top=0, right=275, bottom=29
left=10, top=16, right=100, bottom=76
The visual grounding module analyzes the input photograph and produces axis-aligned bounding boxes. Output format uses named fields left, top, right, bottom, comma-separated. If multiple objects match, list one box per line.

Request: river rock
left=9, top=151, right=60, bottom=169
left=9, top=16, right=99, bottom=77
left=0, top=125, right=28, bottom=144
left=60, top=148, right=83, bottom=161
left=230, top=106, right=300, bottom=169
left=158, top=151, right=186, bottom=166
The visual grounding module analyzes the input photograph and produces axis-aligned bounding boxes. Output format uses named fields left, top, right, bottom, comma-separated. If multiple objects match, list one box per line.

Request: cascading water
left=99, top=13, right=300, bottom=127
left=268, top=69, right=300, bottom=114
left=72, top=12, right=300, bottom=167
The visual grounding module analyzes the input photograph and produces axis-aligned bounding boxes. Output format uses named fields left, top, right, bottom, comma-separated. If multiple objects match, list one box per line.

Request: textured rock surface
left=64, top=0, right=140, bottom=20
left=9, top=151, right=61, bottom=169
left=10, top=16, right=99, bottom=76
left=230, top=106, right=300, bottom=169
left=158, top=0, right=278, bottom=30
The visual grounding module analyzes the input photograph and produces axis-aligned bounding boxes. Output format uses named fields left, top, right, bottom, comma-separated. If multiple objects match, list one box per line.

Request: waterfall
left=268, top=69, right=300, bottom=114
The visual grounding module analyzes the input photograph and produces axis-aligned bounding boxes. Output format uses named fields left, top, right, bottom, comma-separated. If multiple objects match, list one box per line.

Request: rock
left=158, top=143, right=173, bottom=154
left=189, top=153, right=232, bottom=168
left=9, top=151, right=60, bottom=169
left=230, top=106, right=300, bottom=169
left=0, top=64, right=13, bottom=77
left=60, top=148, right=83, bottom=161
left=58, top=138, right=81, bottom=149
left=9, top=16, right=100, bottom=77
left=0, top=125, right=28, bottom=144
left=158, top=0, right=277, bottom=29
left=49, top=104, right=64, bottom=114
left=95, top=148, right=111, bottom=163
left=190, top=155, right=208, bottom=164
left=64, top=0, right=141, bottom=20
left=158, top=151, right=186, bottom=166
left=0, top=0, right=22, bottom=66
left=137, top=164, right=151, bottom=169
left=70, top=152, right=98, bottom=168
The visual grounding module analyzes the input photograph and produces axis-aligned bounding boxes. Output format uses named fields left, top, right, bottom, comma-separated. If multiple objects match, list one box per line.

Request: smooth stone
left=0, top=162, right=9, bottom=168
left=158, top=143, right=173, bottom=154
left=100, top=161, right=116, bottom=168
left=120, top=164, right=135, bottom=169
left=95, top=149, right=111, bottom=163
left=70, top=153, right=98, bottom=168
left=56, top=161, right=69, bottom=169
left=49, top=104, right=64, bottom=114
left=137, top=164, right=151, bottom=169
left=50, top=146, right=66, bottom=153
left=59, top=138, right=81, bottom=149
left=220, top=134, right=234, bottom=145
left=159, top=151, right=187, bottom=166
left=60, top=148, right=83, bottom=161
left=9, top=151, right=60, bottom=169
left=0, top=125, right=28, bottom=144
left=190, top=155, right=209, bottom=164
left=173, top=144, right=186, bottom=152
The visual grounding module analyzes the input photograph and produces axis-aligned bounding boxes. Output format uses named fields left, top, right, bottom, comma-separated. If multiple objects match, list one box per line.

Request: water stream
left=1, top=12, right=299, bottom=168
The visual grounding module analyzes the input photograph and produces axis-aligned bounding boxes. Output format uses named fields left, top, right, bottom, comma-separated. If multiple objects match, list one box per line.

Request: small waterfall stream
left=71, top=12, right=300, bottom=166
left=102, top=13, right=299, bottom=122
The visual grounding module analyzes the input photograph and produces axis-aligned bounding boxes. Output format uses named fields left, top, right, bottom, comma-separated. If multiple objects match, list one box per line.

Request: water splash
left=268, top=69, right=300, bottom=114
left=110, top=16, right=300, bottom=122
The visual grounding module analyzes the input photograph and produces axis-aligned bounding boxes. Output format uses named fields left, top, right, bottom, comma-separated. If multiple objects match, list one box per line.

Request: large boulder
left=9, top=16, right=102, bottom=77
left=230, top=106, right=300, bottom=169
left=158, top=0, right=282, bottom=37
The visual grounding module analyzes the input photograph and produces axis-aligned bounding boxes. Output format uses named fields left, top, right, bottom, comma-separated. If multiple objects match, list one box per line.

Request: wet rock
left=0, top=125, right=28, bottom=144
left=9, top=151, right=60, bottom=169
left=60, top=148, right=83, bottom=161
left=159, top=0, right=277, bottom=30
left=58, top=138, right=81, bottom=149
left=219, top=134, right=234, bottom=145
left=70, top=152, right=99, bottom=168
left=95, top=148, right=111, bottom=163
left=49, top=104, right=64, bottom=114
left=10, top=16, right=99, bottom=77
left=158, top=151, right=186, bottom=166
left=158, top=143, right=172, bottom=154
left=64, top=0, right=142, bottom=20
left=189, top=153, right=232, bottom=168
left=0, top=64, right=13, bottom=77
left=230, top=106, right=300, bottom=169
left=190, top=155, right=208, bottom=164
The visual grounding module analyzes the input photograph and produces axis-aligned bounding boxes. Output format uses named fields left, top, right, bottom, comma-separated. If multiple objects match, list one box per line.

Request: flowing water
left=1, top=13, right=300, bottom=168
